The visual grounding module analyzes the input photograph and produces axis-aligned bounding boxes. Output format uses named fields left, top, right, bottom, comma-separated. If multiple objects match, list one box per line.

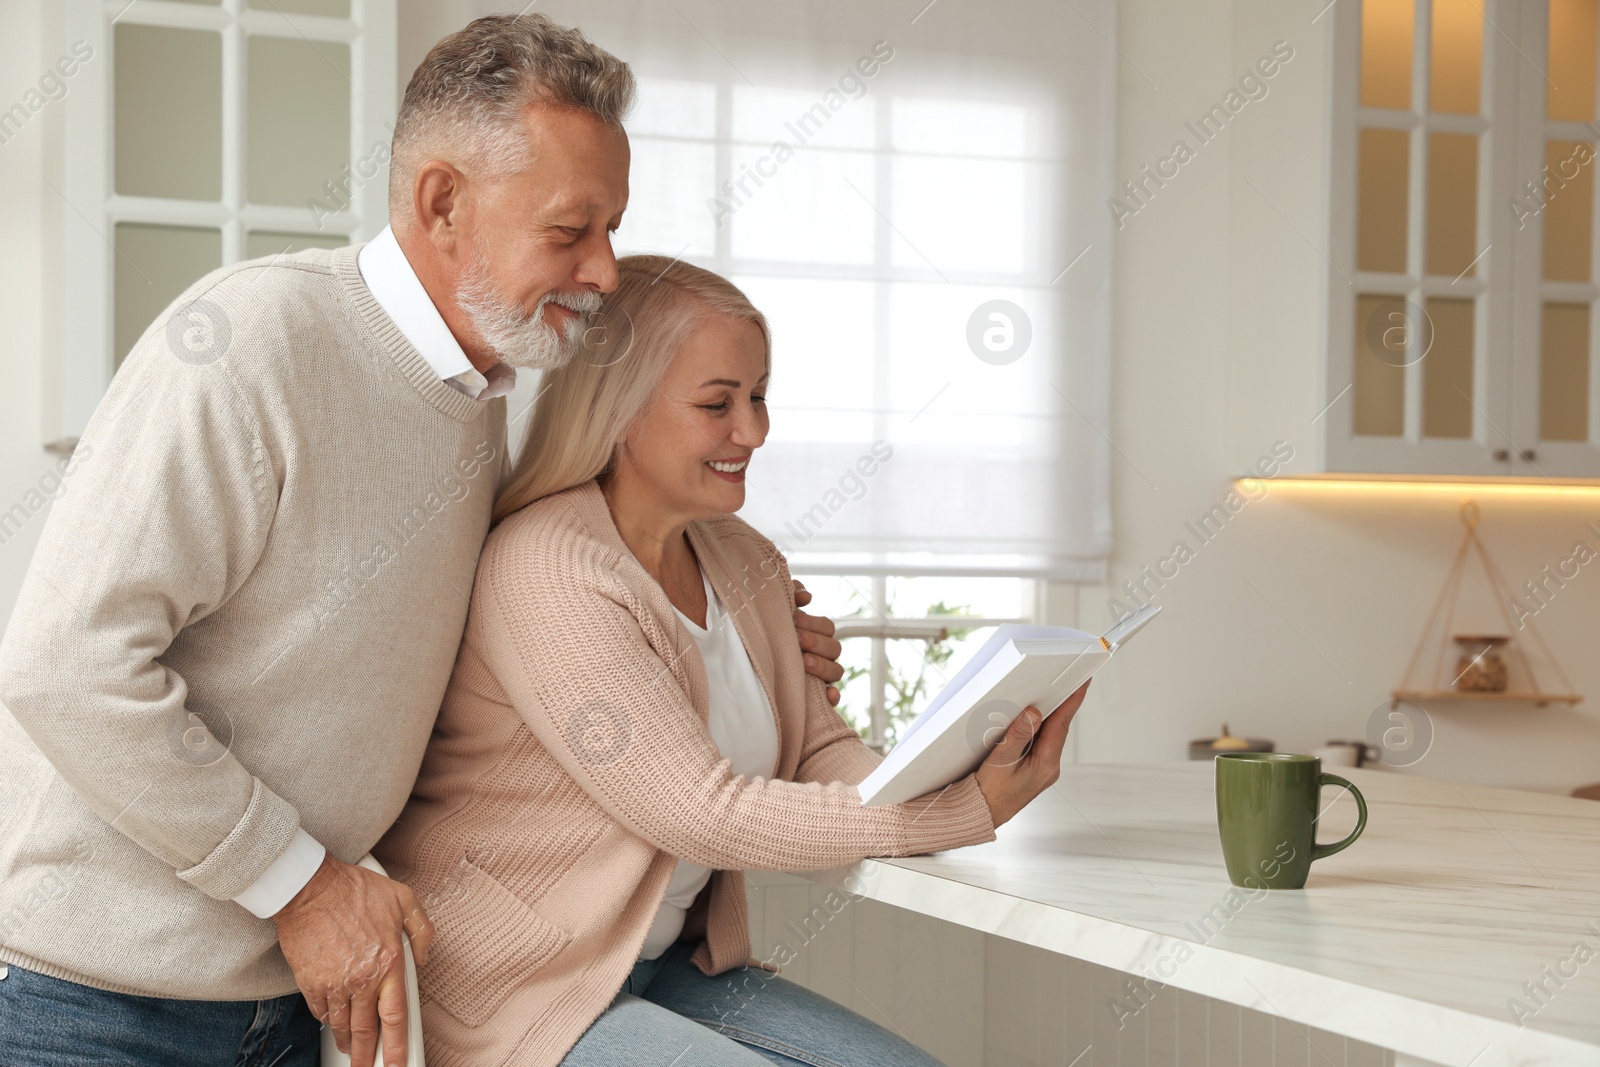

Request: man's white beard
left=457, top=247, right=601, bottom=371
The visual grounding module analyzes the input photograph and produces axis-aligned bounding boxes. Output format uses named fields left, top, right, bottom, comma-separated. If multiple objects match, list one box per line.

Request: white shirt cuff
left=232, top=829, right=327, bottom=918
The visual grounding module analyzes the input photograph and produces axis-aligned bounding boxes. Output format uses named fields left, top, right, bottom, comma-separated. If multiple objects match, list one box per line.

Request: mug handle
left=1312, top=773, right=1367, bottom=861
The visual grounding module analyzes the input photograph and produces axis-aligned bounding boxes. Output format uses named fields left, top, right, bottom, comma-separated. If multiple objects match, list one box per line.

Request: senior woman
left=373, top=256, right=1085, bottom=1067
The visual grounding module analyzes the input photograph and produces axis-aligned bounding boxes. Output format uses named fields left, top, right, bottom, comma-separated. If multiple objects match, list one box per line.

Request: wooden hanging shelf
left=1390, top=501, right=1584, bottom=709
left=1391, top=689, right=1583, bottom=708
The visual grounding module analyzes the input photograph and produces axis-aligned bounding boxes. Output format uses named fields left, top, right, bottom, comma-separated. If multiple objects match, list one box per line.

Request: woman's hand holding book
left=972, top=681, right=1091, bottom=829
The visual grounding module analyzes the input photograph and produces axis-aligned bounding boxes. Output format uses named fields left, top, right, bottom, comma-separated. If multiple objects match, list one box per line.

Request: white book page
left=857, top=640, right=1106, bottom=806
left=898, top=624, right=1097, bottom=746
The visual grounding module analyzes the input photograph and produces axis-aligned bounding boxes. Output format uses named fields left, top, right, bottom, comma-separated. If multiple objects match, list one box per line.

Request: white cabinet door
left=59, top=0, right=397, bottom=442
left=1325, top=0, right=1519, bottom=477
left=1506, top=0, right=1600, bottom=478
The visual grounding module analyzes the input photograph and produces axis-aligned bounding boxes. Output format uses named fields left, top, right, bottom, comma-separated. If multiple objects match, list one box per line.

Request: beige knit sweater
left=0, top=243, right=505, bottom=999
left=372, top=480, right=997, bottom=1067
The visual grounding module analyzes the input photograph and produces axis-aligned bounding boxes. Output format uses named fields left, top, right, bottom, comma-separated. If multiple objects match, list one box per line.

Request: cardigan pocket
left=419, top=859, right=573, bottom=1028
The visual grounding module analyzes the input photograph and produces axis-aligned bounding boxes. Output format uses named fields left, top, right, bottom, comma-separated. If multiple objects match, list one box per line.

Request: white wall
left=1064, top=0, right=1600, bottom=795
left=397, top=0, right=473, bottom=99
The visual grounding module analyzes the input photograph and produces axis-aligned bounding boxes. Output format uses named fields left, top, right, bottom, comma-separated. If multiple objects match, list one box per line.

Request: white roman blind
left=539, top=0, right=1116, bottom=579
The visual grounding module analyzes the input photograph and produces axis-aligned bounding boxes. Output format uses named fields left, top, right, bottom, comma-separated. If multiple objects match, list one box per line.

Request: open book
left=857, top=603, right=1160, bottom=807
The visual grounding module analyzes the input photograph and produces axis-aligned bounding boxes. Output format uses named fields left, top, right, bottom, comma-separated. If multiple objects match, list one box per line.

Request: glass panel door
left=114, top=25, right=222, bottom=201
left=1509, top=0, right=1600, bottom=474
left=1339, top=0, right=1504, bottom=473
left=60, top=0, right=395, bottom=439
left=113, top=224, right=223, bottom=368
left=246, top=36, right=351, bottom=208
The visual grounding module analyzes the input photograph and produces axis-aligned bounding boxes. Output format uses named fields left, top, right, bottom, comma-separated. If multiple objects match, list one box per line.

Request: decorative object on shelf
left=1452, top=634, right=1509, bottom=693
left=1188, top=724, right=1274, bottom=760
left=1312, top=740, right=1379, bottom=768
left=1392, top=502, right=1582, bottom=708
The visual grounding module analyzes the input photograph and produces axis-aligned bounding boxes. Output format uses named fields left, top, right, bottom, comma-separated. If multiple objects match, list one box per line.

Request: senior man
left=0, top=15, right=844, bottom=1067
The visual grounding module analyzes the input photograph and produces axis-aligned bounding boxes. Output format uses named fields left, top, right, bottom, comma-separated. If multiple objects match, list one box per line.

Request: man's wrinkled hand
left=792, top=579, right=843, bottom=706
left=273, top=854, right=434, bottom=1067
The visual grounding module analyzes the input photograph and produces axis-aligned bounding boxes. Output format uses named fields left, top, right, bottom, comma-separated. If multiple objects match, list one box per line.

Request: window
left=56, top=0, right=396, bottom=443
left=576, top=2, right=1114, bottom=575
left=618, top=63, right=1068, bottom=743
left=800, top=574, right=1036, bottom=752
left=1329, top=0, right=1600, bottom=476
left=615, top=64, right=1111, bottom=578
left=559, top=1, right=1115, bottom=746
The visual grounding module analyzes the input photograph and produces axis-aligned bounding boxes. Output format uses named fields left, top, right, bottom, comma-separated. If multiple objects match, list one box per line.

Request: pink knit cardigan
left=373, top=480, right=997, bottom=1067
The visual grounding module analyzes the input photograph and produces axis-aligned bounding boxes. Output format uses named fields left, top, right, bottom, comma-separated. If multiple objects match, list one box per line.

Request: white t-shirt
left=638, top=569, right=781, bottom=960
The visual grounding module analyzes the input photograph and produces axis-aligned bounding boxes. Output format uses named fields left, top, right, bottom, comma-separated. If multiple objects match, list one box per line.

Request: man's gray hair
left=389, top=14, right=635, bottom=214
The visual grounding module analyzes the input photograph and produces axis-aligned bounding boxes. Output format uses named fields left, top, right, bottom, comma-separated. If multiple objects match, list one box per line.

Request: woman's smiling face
left=614, top=312, right=770, bottom=522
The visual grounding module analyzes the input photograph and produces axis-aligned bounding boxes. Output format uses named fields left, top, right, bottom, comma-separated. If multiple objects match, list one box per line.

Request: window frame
left=56, top=0, right=395, bottom=444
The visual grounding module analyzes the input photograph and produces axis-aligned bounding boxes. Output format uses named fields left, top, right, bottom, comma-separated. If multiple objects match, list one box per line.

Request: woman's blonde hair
left=494, top=255, right=770, bottom=523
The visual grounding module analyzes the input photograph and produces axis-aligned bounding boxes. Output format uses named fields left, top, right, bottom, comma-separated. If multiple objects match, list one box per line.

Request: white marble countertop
left=802, top=762, right=1600, bottom=1067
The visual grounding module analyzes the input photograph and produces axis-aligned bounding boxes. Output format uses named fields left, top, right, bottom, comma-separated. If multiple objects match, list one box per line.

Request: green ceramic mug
left=1214, top=753, right=1368, bottom=890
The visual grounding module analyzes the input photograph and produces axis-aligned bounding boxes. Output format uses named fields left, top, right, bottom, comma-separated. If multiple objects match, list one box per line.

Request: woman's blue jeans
left=560, top=940, right=945, bottom=1066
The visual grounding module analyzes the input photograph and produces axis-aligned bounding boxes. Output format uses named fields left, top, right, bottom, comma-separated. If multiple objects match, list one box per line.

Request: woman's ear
left=615, top=411, right=648, bottom=459
left=604, top=434, right=632, bottom=480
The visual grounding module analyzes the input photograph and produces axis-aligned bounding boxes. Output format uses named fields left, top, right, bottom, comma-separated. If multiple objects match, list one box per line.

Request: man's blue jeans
left=0, top=963, right=319, bottom=1067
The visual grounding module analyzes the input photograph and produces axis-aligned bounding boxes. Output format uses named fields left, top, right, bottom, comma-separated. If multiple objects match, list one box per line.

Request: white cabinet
left=1312, top=0, right=1600, bottom=480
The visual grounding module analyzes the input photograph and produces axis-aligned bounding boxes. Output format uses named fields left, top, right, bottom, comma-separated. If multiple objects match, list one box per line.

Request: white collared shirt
left=231, top=227, right=515, bottom=920
left=355, top=225, right=517, bottom=401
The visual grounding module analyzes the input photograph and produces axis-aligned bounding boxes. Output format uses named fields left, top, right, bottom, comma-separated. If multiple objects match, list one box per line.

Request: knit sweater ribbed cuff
left=895, top=774, right=997, bottom=856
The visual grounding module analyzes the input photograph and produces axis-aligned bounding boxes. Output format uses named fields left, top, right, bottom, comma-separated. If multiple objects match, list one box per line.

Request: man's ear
left=413, top=159, right=470, bottom=254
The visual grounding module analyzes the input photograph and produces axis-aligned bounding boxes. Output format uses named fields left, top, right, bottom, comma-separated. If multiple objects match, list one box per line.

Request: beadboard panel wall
left=745, top=871, right=1394, bottom=1067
